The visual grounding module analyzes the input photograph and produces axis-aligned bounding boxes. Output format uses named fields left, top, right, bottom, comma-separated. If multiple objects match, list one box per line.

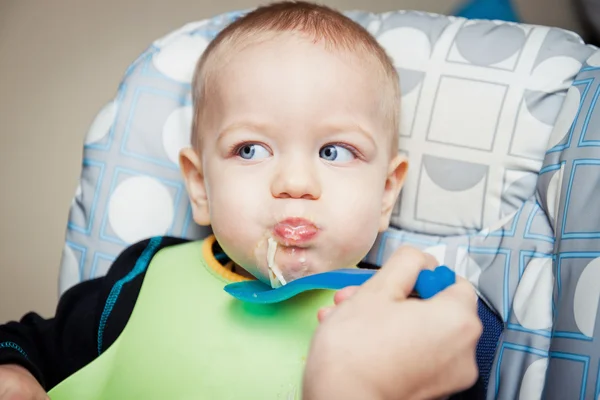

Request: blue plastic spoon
left=224, top=265, right=456, bottom=304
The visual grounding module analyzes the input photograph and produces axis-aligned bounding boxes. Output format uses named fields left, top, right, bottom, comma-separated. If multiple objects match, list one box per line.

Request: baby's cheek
left=210, top=204, right=248, bottom=252
left=341, top=230, right=375, bottom=261
left=211, top=203, right=269, bottom=280
left=210, top=209, right=238, bottom=244
left=249, top=237, right=271, bottom=281
left=210, top=193, right=252, bottom=236
left=347, top=205, right=381, bottom=239
left=340, top=210, right=381, bottom=258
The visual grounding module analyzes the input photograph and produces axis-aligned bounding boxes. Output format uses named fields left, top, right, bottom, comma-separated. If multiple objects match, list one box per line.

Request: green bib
left=48, top=239, right=335, bottom=400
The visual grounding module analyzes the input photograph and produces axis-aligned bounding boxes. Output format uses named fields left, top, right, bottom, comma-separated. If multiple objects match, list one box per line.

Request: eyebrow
left=216, top=121, right=271, bottom=141
left=321, top=121, right=377, bottom=148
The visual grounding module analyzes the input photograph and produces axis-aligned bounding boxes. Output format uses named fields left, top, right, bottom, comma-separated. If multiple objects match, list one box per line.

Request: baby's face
left=188, top=34, right=405, bottom=284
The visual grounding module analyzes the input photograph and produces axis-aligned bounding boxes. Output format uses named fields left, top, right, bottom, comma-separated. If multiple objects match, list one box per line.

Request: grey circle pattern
left=455, top=22, right=526, bottom=66
left=524, top=90, right=566, bottom=126
left=422, top=155, right=488, bottom=192
left=534, top=28, right=590, bottom=69
left=398, top=68, right=425, bottom=94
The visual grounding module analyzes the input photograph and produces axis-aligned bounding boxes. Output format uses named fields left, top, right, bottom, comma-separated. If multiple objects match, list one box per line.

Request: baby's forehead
left=210, top=37, right=382, bottom=99
left=212, top=45, right=382, bottom=107
left=217, top=31, right=379, bottom=72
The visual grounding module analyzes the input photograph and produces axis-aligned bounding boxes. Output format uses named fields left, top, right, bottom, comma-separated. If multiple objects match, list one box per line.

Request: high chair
left=60, top=8, right=600, bottom=399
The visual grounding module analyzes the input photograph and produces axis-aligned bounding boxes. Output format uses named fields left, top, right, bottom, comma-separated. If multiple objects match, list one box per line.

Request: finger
left=432, top=278, right=478, bottom=311
left=362, top=246, right=438, bottom=300
left=317, top=306, right=335, bottom=323
left=334, top=286, right=359, bottom=305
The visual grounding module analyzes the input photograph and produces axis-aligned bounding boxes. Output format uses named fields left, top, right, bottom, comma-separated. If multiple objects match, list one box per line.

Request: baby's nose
left=271, top=158, right=321, bottom=200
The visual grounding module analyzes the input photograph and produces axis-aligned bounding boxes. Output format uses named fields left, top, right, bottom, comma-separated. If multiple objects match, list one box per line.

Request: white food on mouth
left=267, top=237, right=287, bottom=288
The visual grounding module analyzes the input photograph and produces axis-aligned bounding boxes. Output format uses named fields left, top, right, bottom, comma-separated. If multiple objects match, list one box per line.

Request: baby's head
left=180, top=1, right=407, bottom=285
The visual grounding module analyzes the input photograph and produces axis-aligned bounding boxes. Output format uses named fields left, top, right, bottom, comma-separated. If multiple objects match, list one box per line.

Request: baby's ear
left=379, top=154, right=408, bottom=231
left=180, top=147, right=211, bottom=226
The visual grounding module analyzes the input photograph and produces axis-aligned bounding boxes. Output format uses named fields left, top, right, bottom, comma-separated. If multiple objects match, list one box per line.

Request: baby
left=180, top=1, right=405, bottom=289
left=0, top=2, right=492, bottom=399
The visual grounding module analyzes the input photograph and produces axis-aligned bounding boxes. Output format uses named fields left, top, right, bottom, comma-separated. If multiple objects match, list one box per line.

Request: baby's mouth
left=272, top=217, right=319, bottom=247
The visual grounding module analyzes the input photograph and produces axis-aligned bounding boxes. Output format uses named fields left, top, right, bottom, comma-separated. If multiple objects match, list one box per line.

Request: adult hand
left=0, top=364, right=48, bottom=400
left=303, top=246, right=482, bottom=400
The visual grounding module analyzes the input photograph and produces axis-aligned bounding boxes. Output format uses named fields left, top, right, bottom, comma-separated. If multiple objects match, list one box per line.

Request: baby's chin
left=265, top=252, right=348, bottom=285
left=276, top=244, right=311, bottom=273
left=252, top=254, right=312, bottom=285
left=250, top=236, right=349, bottom=284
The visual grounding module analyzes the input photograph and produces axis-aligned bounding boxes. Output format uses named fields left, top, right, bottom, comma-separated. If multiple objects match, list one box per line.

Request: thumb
left=362, top=246, right=438, bottom=300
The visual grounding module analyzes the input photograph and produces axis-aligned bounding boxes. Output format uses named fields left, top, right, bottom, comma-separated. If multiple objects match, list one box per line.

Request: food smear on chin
left=267, top=237, right=286, bottom=288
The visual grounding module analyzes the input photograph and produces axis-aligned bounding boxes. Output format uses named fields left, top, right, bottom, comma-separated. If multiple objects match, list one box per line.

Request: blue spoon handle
left=415, top=266, right=456, bottom=299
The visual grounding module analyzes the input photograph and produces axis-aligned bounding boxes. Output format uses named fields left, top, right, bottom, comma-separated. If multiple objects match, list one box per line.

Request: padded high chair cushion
left=61, top=8, right=600, bottom=400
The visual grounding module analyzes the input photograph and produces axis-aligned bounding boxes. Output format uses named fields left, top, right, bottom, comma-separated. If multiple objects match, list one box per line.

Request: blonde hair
left=191, top=1, right=400, bottom=153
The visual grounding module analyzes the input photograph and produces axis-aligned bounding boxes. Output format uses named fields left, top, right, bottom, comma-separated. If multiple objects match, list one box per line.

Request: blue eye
left=237, top=144, right=270, bottom=160
left=319, top=145, right=355, bottom=162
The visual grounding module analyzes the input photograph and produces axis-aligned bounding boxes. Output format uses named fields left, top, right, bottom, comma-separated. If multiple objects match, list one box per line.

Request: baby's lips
left=273, top=218, right=319, bottom=245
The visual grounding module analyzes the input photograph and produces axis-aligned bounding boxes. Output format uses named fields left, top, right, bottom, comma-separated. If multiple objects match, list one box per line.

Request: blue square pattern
left=548, top=351, right=590, bottom=400
left=578, top=82, right=600, bottom=147
left=562, top=160, right=600, bottom=239
left=67, top=159, right=105, bottom=236
left=595, top=358, right=600, bottom=400
left=505, top=251, right=553, bottom=338
left=121, top=49, right=150, bottom=81
left=65, top=241, right=87, bottom=283
left=99, top=166, right=184, bottom=246
left=547, top=79, right=593, bottom=154
left=494, top=343, right=548, bottom=399
left=523, top=201, right=555, bottom=243
left=466, top=246, right=511, bottom=320
left=484, top=201, right=522, bottom=238
left=539, top=161, right=565, bottom=175
left=506, top=322, right=553, bottom=339
left=141, top=50, right=163, bottom=80
left=518, top=251, right=553, bottom=278
left=90, top=252, right=117, bottom=279
left=552, top=252, right=600, bottom=341
left=83, top=84, right=127, bottom=152
left=120, top=86, right=191, bottom=171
